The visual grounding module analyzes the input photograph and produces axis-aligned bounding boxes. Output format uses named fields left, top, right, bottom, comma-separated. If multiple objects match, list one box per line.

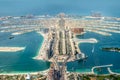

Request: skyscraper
left=58, top=13, right=66, bottom=30
left=59, top=18, right=65, bottom=29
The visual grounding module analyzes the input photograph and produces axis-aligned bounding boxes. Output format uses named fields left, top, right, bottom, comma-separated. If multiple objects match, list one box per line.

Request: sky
left=0, top=0, right=120, bottom=17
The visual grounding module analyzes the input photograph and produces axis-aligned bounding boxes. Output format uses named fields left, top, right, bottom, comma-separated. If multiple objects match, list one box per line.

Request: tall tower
left=58, top=13, right=65, bottom=30
left=59, top=18, right=65, bottom=29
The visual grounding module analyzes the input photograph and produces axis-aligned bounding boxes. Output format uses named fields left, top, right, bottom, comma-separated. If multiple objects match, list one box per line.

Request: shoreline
left=86, top=29, right=112, bottom=36
left=0, top=47, right=25, bottom=52
left=0, top=32, right=49, bottom=75
left=0, top=69, right=49, bottom=75
left=74, top=38, right=98, bottom=44
left=11, top=30, right=33, bottom=36
left=33, top=31, right=48, bottom=60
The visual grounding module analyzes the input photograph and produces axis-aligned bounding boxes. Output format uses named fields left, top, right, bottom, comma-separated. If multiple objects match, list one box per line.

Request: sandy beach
left=33, top=31, right=48, bottom=60
left=11, top=32, right=22, bottom=35
left=0, top=47, right=25, bottom=52
left=0, top=69, right=49, bottom=76
left=11, top=30, right=33, bottom=36
left=86, top=29, right=112, bottom=36
left=74, top=38, right=98, bottom=44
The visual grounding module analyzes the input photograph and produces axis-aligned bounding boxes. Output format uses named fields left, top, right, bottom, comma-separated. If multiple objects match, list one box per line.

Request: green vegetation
left=0, top=74, right=46, bottom=80
left=95, top=75, right=120, bottom=80
left=68, top=74, right=120, bottom=80
left=102, top=47, right=120, bottom=52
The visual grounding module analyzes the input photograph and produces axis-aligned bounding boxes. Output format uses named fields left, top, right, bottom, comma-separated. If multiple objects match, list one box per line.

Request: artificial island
left=0, top=13, right=120, bottom=80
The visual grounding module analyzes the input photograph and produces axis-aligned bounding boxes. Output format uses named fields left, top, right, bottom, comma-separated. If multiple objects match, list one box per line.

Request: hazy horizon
left=0, top=0, right=120, bottom=17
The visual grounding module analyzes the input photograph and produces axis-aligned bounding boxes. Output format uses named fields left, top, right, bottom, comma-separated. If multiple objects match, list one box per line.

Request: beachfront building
left=71, top=28, right=84, bottom=34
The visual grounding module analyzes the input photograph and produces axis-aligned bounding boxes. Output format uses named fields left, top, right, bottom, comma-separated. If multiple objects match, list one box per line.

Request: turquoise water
left=0, top=0, right=120, bottom=17
left=1, top=31, right=120, bottom=74
left=0, top=32, right=50, bottom=73
left=67, top=32, right=120, bottom=74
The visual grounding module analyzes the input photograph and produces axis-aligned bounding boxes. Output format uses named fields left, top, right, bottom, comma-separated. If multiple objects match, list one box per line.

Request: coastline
left=0, top=15, right=120, bottom=78
left=74, top=38, right=98, bottom=44
left=70, top=33, right=120, bottom=75
left=0, top=32, right=49, bottom=75
left=33, top=31, right=48, bottom=60
left=0, top=69, right=49, bottom=76
left=86, top=29, right=112, bottom=36
left=0, top=47, right=25, bottom=52
left=11, top=30, right=33, bottom=36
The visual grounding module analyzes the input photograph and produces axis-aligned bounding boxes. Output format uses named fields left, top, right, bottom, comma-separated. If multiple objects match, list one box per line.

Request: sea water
left=0, top=0, right=120, bottom=74
left=67, top=32, right=120, bottom=74
left=0, top=31, right=50, bottom=73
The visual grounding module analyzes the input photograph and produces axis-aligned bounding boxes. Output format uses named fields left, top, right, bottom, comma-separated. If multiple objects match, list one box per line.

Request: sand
left=0, top=47, right=25, bottom=52
left=33, top=31, right=48, bottom=60
left=74, top=38, right=98, bottom=44
left=0, top=69, right=49, bottom=76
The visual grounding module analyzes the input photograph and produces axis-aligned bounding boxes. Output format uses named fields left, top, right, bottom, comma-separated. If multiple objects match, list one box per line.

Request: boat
left=9, top=36, right=14, bottom=39
left=77, top=56, right=88, bottom=62
left=75, top=53, right=88, bottom=62
left=92, top=45, right=94, bottom=53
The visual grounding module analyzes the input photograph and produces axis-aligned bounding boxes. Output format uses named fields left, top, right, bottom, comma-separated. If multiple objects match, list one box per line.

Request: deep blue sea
left=0, top=32, right=50, bottom=73
left=0, top=0, right=120, bottom=17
